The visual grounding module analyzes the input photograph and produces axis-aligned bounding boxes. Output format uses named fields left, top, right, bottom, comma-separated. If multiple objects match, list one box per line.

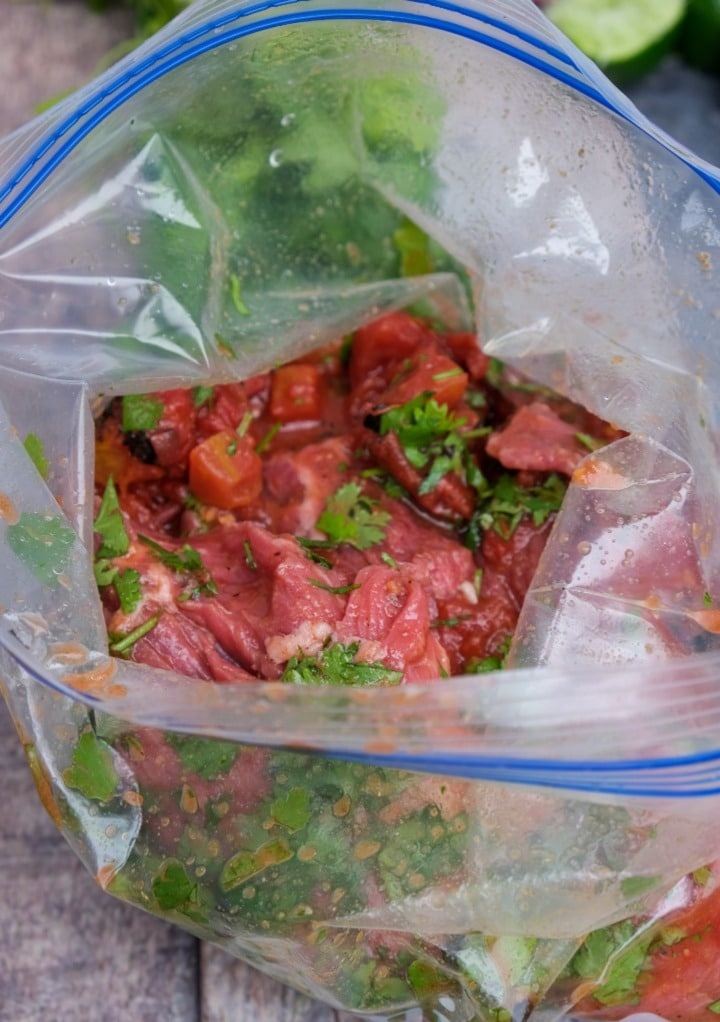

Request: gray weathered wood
left=0, top=700, right=199, bottom=1022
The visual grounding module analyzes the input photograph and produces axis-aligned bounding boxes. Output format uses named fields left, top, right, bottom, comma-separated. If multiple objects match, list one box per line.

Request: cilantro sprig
left=281, top=640, right=402, bottom=687
left=122, top=393, right=164, bottom=432
left=379, top=392, right=487, bottom=496
left=92, top=479, right=143, bottom=611
left=314, top=482, right=390, bottom=551
left=464, top=472, right=567, bottom=548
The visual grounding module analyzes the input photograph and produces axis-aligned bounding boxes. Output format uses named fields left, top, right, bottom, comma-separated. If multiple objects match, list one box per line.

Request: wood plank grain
left=0, top=700, right=199, bottom=1022
left=200, top=943, right=360, bottom=1022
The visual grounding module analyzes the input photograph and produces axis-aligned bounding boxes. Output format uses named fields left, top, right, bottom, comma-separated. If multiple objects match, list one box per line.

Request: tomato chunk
left=381, top=351, right=468, bottom=410
left=269, top=364, right=322, bottom=423
left=188, top=430, right=262, bottom=509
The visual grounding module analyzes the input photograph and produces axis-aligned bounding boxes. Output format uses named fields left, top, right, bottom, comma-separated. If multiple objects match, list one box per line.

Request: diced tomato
left=269, top=363, right=323, bottom=423
left=348, top=311, right=428, bottom=388
left=381, top=351, right=468, bottom=410
left=188, top=430, right=263, bottom=510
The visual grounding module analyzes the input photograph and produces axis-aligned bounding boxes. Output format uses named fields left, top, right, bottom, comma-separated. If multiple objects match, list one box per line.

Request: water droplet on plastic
left=106, top=277, right=116, bottom=287
left=577, top=541, right=592, bottom=556
left=268, top=148, right=283, bottom=168
left=280, top=112, right=295, bottom=127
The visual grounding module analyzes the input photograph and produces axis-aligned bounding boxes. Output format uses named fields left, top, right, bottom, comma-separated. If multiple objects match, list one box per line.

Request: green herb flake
left=165, top=734, right=239, bottom=780
left=230, top=272, right=250, bottom=316
left=138, top=534, right=217, bottom=598
left=316, top=481, right=390, bottom=550
left=220, top=838, right=294, bottom=892
left=192, top=385, right=214, bottom=408
left=108, top=613, right=160, bottom=656
left=114, top=568, right=142, bottom=614
left=243, top=540, right=257, bottom=570
left=6, top=511, right=76, bottom=587
left=704, top=591, right=713, bottom=607
left=94, top=477, right=130, bottom=559
left=708, top=1001, right=720, bottom=1015
left=122, top=393, right=164, bottom=432
left=281, top=640, right=402, bottom=687
left=23, top=433, right=49, bottom=479
left=308, top=578, right=360, bottom=595
left=569, top=921, right=651, bottom=1007
left=152, top=858, right=197, bottom=911
left=620, top=875, right=660, bottom=900
left=575, top=431, right=604, bottom=453
left=271, top=787, right=311, bottom=832
left=693, top=866, right=713, bottom=886
left=256, top=421, right=281, bottom=454
left=393, top=218, right=434, bottom=278
left=62, top=731, right=119, bottom=802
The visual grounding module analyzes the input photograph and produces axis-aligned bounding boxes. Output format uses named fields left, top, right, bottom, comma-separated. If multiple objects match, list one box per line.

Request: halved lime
left=546, top=0, right=688, bottom=82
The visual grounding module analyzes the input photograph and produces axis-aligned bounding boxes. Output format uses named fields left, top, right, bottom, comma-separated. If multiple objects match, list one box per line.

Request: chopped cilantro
left=94, top=477, right=130, bottom=559
left=297, top=537, right=334, bottom=569
left=308, top=578, right=360, bottom=595
left=165, top=734, right=238, bottom=780
left=220, top=838, right=293, bottom=892
left=575, top=431, right=604, bottom=453
left=243, top=540, right=257, bottom=570
left=620, top=875, right=660, bottom=900
left=114, top=568, right=142, bottom=614
left=379, top=392, right=486, bottom=498
left=568, top=921, right=651, bottom=1007
left=6, top=511, right=76, bottom=587
left=63, top=731, right=119, bottom=802
left=704, top=591, right=713, bottom=607
left=708, top=1000, right=720, bottom=1015
left=281, top=640, right=402, bottom=687
left=230, top=272, right=250, bottom=316
left=108, top=613, right=160, bottom=656
left=270, top=787, right=311, bottom=831
left=23, top=433, right=49, bottom=479
left=315, top=482, right=390, bottom=550
left=464, top=473, right=566, bottom=547
left=192, top=385, right=214, bottom=408
left=122, top=393, right=164, bottom=432
left=138, top=534, right=217, bottom=598
left=256, top=421, right=281, bottom=454
left=152, top=859, right=198, bottom=910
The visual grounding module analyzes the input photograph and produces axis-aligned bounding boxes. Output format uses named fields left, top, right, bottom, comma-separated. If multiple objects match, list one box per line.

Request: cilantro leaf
left=315, top=482, right=390, bottom=550
left=379, top=392, right=484, bottom=498
left=108, top=614, right=160, bottom=656
left=464, top=473, right=567, bottom=548
left=152, top=859, right=198, bottom=911
left=94, top=478, right=130, bottom=559
left=23, top=433, right=49, bottom=479
left=192, top=385, right=214, bottom=408
left=114, top=568, right=142, bottom=614
left=6, top=511, right=76, bottom=587
left=165, top=734, right=238, bottom=780
left=270, top=787, right=311, bottom=831
left=138, top=534, right=217, bottom=598
left=281, top=640, right=402, bottom=687
left=569, top=921, right=652, bottom=1007
left=63, top=731, right=119, bottom=802
left=122, top=393, right=164, bottom=432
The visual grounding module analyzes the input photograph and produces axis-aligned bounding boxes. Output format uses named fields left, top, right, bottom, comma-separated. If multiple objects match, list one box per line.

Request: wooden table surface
left=2, top=3, right=720, bottom=1020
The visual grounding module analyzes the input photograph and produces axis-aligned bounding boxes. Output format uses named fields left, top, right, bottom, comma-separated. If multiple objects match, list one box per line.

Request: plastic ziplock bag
left=3, top=0, right=720, bottom=1018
